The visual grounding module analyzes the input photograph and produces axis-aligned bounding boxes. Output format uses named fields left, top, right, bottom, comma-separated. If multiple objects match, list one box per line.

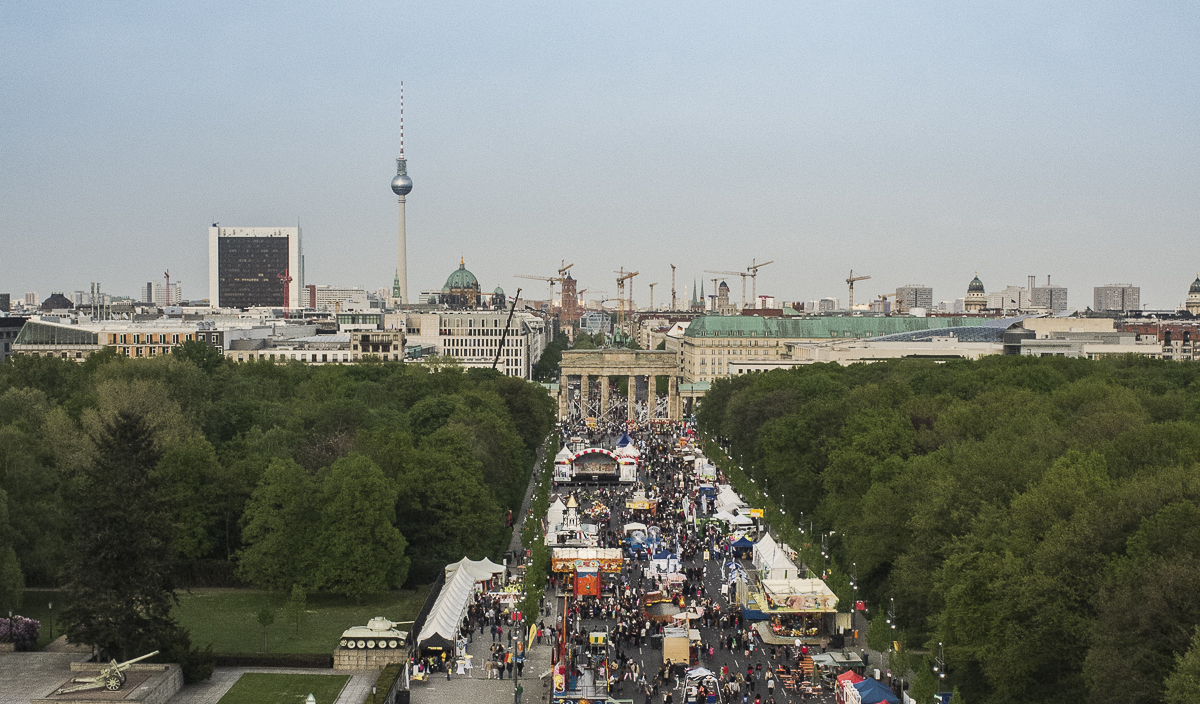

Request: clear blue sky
left=2, top=2, right=1197, bottom=309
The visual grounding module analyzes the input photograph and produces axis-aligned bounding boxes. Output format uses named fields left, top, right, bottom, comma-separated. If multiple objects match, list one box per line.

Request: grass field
left=173, top=587, right=430, bottom=654
left=216, top=672, right=349, bottom=704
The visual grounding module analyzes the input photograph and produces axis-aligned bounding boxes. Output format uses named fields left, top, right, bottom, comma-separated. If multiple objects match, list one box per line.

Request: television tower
left=389, top=82, right=414, bottom=305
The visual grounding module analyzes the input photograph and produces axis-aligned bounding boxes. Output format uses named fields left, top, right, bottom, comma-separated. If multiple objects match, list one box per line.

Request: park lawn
left=173, top=587, right=430, bottom=654
left=217, top=672, right=349, bottom=704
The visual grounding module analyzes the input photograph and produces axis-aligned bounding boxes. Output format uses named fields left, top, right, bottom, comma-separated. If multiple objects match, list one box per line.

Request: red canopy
left=837, top=671, right=865, bottom=684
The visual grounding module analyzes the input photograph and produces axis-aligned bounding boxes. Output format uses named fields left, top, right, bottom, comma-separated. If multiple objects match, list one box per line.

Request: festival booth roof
left=713, top=510, right=753, bottom=526
left=853, top=678, right=900, bottom=704
left=417, top=565, right=476, bottom=651
left=555, top=446, right=573, bottom=462
left=814, top=651, right=865, bottom=669
left=444, top=557, right=506, bottom=583
left=714, top=485, right=746, bottom=511
left=616, top=432, right=634, bottom=447
left=753, top=534, right=800, bottom=575
left=624, top=522, right=648, bottom=533
left=761, top=578, right=837, bottom=611
left=731, top=536, right=755, bottom=548
left=552, top=547, right=624, bottom=573
left=837, top=671, right=865, bottom=684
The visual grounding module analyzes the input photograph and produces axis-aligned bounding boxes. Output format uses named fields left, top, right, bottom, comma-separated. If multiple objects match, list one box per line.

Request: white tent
left=417, top=566, right=476, bottom=651
left=714, top=485, right=745, bottom=513
left=444, top=557, right=506, bottom=584
left=713, top=510, right=752, bottom=526
left=547, top=499, right=566, bottom=528
left=753, top=534, right=800, bottom=578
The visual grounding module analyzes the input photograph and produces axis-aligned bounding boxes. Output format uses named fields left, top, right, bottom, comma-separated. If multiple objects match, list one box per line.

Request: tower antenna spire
left=399, top=81, right=405, bottom=159
left=390, top=82, right=414, bottom=307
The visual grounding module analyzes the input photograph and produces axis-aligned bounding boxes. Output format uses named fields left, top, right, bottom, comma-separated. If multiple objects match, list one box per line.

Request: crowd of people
left=544, top=420, right=843, bottom=704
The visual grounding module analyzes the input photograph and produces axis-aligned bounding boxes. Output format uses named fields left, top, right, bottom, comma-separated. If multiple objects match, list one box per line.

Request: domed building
left=1187, top=274, right=1200, bottom=315
left=964, top=274, right=987, bottom=313
left=441, top=259, right=482, bottom=310
left=491, top=286, right=506, bottom=310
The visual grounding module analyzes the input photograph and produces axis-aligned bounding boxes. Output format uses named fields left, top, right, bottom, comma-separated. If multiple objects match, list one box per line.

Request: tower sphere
left=391, top=158, right=413, bottom=196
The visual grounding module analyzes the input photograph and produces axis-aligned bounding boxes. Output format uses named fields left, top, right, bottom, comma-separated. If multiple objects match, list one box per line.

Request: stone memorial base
left=34, top=663, right=182, bottom=704
left=334, top=649, right=407, bottom=670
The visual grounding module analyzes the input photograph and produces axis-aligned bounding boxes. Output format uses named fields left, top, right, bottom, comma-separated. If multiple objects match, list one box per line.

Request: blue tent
left=616, top=432, right=634, bottom=447
left=853, top=678, right=899, bottom=704
left=730, top=536, right=755, bottom=558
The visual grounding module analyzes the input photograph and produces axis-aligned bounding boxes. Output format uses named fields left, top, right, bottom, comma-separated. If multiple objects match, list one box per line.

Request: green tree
left=1165, top=627, right=1200, bottom=704
left=237, top=458, right=317, bottom=590
left=866, top=606, right=892, bottom=654
left=256, top=605, right=276, bottom=653
left=61, top=411, right=180, bottom=661
left=309, top=454, right=409, bottom=600
left=172, top=339, right=226, bottom=373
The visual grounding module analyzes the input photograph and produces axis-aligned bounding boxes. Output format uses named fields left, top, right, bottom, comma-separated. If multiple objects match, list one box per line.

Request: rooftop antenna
left=399, top=81, right=405, bottom=159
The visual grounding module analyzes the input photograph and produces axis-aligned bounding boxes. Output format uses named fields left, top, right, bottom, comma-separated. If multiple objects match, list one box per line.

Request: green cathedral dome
left=443, top=259, right=479, bottom=291
left=1190, top=275, right=1200, bottom=295
left=967, top=275, right=985, bottom=294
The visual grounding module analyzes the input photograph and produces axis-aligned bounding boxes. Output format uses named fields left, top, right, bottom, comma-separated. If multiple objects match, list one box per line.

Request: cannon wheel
left=105, top=675, right=122, bottom=691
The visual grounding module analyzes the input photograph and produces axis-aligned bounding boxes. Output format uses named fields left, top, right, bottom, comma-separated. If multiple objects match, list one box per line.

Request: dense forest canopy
left=0, top=344, right=557, bottom=601
left=697, top=356, right=1200, bottom=704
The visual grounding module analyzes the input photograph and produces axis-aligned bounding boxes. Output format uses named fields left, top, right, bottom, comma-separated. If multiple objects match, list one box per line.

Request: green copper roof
left=682, top=315, right=990, bottom=340
left=444, top=260, right=479, bottom=290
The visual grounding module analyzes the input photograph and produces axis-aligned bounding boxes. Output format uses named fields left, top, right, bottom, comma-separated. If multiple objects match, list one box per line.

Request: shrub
left=0, top=615, right=40, bottom=650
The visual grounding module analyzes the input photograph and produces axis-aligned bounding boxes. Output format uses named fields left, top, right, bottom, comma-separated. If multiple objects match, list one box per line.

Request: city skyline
left=2, top=3, right=1198, bottom=309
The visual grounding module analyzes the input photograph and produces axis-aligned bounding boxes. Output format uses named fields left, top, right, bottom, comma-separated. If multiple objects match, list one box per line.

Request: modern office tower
left=1093, top=284, right=1140, bottom=313
left=1031, top=275, right=1068, bottom=311
left=208, top=226, right=303, bottom=309
left=895, top=285, right=933, bottom=313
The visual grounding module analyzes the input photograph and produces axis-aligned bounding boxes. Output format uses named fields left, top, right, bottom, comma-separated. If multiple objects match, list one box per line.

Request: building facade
left=404, top=310, right=550, bottom=378
left=1092, top=284, right=1139, bottom=313
left=208, top=226, right=303, bottom=309
left=895, top=285, right=933, bottom=313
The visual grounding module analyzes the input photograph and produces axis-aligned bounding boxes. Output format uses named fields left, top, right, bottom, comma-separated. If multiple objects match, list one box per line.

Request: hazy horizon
left=3, top=2, right=1198, bottom=310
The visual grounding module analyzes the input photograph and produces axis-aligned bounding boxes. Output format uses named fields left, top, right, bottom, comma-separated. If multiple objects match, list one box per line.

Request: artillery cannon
left=54, top=650, right=159, bottom=694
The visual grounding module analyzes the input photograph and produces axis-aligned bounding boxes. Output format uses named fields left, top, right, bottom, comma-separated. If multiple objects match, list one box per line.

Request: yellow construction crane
left=704, top=270, right=750, bottom=309
left=747, top=259, right=774, bottom=307
left=878, top=293, right=902, bottom=314
left=558, top=261, right=574, bottom=277
left=846, top=270, right=871, bottom=312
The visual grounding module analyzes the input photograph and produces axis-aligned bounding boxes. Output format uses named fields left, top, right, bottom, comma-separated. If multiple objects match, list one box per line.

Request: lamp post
left=934, top=641, right=946, bottom=682
left=886, top=598, right=895, bottom=633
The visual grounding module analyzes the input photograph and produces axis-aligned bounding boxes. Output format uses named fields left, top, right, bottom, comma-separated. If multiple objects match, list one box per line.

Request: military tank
left=339, top=617, right=408, bottom=650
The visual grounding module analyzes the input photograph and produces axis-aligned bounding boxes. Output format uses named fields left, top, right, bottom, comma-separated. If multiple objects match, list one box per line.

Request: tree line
left=697, top=355, right=1200, bottom=704
left=0, top=343, right=556, bottom=624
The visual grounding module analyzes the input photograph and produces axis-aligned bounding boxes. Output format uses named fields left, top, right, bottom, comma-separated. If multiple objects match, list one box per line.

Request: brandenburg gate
left=557, top=349, right=682, bottom=421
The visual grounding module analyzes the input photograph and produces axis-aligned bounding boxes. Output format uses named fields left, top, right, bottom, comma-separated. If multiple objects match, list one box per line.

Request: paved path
left=168, top=667, right=379, bottom=704
left=0, top=651, right=94, bottom=704
left=508, top=441, right=550, bottom=556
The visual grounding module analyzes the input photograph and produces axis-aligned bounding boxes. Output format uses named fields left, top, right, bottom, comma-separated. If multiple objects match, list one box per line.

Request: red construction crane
left=277, top=269, right=293, bottom=319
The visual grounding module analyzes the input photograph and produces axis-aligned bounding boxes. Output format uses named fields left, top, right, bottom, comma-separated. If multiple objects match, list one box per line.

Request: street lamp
left=935, top=641, right=946, bottom=680
left=887, top=598, right=895, bottom=631
left=850, top=562, right=858, bottom=592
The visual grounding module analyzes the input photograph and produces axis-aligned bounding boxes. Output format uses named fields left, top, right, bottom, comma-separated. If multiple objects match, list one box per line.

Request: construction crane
left=277, top=269, right=293, bottom=319
left=648, top=283, right=658, bottom=312
left=614, top=269, right=638, bottom=342
left=514, top=274, right=563, bottom=303
left=558, top=261, right=574, bottom=277
left=846, top=270, right=871, bottom=312
left=491, top=288, right=522, bottom=371
left=670, top=264, right=677, bottom=311
left=747, top=259, right=774, bottom=307
left=878, top=293, right=901, bottom=314
left=163, top=269, right=170, bottom=307
left=705, top=270, right=750, bottom=309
